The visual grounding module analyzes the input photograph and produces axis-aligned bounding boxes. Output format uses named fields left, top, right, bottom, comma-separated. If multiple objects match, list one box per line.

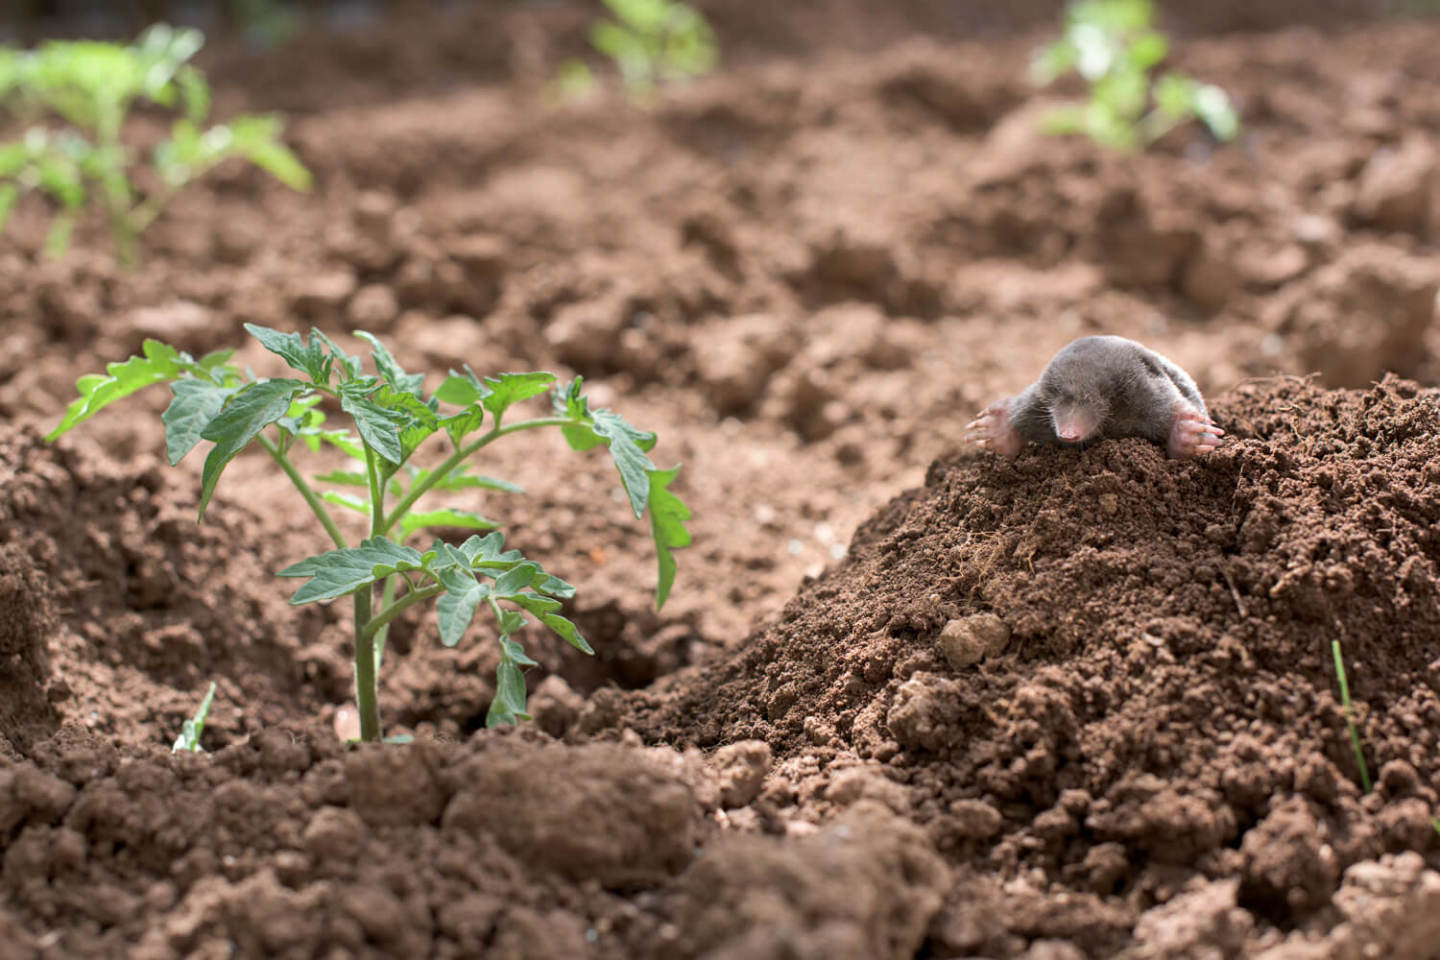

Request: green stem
left=365, top=446, right=386, bottom=537
left=1332, top=639, right=1372, bottom=793
left=373, top=574, right=399, bottom=675
left=381, top=416, right=576, bottom=536
left=353, top=585, right=379, bottom=741
left=359, top=584, right=445, bottom=645
left=348, top=445, right=390, bottom=741
left=258, top=434, right=347, bottom=549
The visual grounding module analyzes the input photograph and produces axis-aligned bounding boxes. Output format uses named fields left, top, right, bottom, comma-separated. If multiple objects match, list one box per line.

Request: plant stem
left=359, top=584, right=445, bottom=645
left=353, top=585, right=379, bottom=741
left=380, top=416, right=576, bottom=536
left=258, top=434, right=347, bottom=549
left=348, top=445, right=390, bottom=741
left=373, top=574, right=399, bottom=675
left=1331, top=639, right=1372, bottom=793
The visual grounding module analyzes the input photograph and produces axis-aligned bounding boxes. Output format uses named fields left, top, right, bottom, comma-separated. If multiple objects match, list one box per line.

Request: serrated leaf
left=340, top=389, right=407, bottom=465
left=435, top=559, right=489, bottom=648
left=314, top=470, right=369, bottom=487
left=534, top=573, right=577, bottom=599
left=372, top=385, right=439, bottom=461
left=492, top=562, right=541, bottom=597
left=243, top=323, right=331, bottom=384
left=435, top=367, right=486, bottom=406
left=162, top=378, right=228, bottom=465
left=278, top=536, right=427, bottom=604
left=47, top=339, right=186, bottom=440
left=412, top=466, right=522, bottom=494
left=321, top=491, right=369, bottom=514
left=313, top=330, right=363, bottom=380
left=541, top=613, right=593, bottom=655
left=197, top=378, right=305, bottom=519
left=497, top=609, right=527, bottom=635
left=486, top=655, right=530, bottom=727
left=592, top=409, right=658, bottom=517
left=356, top=331, right=424, bottom=396
left=314, top=430, right=366, bottom=460
left=500, top=636, right=538, bottom=666
left=512, top=593, right=562, bottom=616
left=439, top=405, right=486, bottom=446
left=648, top=465, right=692, bottom=609
left=458, top=531, right=526, bottom=569
left=398, top=508, right=500, bottom=540
left=481, top=372, right=556, bottom=421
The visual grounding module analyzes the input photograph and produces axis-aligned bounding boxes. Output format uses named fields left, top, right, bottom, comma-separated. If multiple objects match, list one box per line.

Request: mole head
left=1039, top=363, right=1111, bottom=445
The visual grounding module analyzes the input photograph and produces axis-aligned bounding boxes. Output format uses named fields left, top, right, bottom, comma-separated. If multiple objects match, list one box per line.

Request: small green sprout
left=587, top=0, right=718, bottom=100
left=1031, top=0, right=1239, bottom=151
left=0, top=24, right=311, bottom=266
left=48, top=326, right=693, bottom=742
left=171, top=681, right=217, bottom=753
left=1331, top=638, right=1372, bottom=793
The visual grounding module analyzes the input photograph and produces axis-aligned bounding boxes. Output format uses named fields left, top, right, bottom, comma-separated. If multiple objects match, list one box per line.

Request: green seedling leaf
left=486, top=653, right=531, bottom=727
left=340, top=387, right=407, bottom=465
left=197, top=378, right=305, bottom=518
left=279, top=537, right=429, bottom=604
left=457, top=531, right=527, bottom=570
left=492, top=561, right=542, bottom=597
left=356, top=330, right=424, bottom=396
left=648, top=465, right=692, bottom=609
left=398, top=508, right=501, bottom=540
left=500, top=635, right=539, bottom=666
left=435, top=366, right=485, bottom=406
left=47, top=339, right=188, bottom=440
left=435, top=548, right=490, bottom=647
left=171, top=681, right=216, bottom=753
left=244, top=323, right=332, bottom=384
left=162, top=378, right=229, bottom=464
left=321, top=491, right=369, bottom=514
left=371, top=385, right=439, bottom=462
left=542, top=613, right=593, bottom=654
left=439, top=406, right=486, bottom=446
left=511, top=592, right=562, bottom=616
left=411, top=466, right=523, bottom=494
left=314, top=470, right=370, bottom=487
left=592, top=409, right=658, bottom=517
left=498, top=609, right=527, bottom=635
left=482, top=371, right=557, bottom=421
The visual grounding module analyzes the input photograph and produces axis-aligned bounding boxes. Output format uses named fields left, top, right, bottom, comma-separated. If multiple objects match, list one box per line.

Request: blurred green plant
left=1031, top=0, right=1239, bottom=151
left=228, top=0, right=302, bottom=51
left=171, top=681, right=217, bottom=753
left=0, top=23, right=311, bottom=266
left=585, top=0, right=718, bottom=100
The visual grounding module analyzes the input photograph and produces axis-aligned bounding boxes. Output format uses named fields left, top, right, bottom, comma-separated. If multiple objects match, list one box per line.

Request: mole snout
left=965, top=335, right=1223, bottom=460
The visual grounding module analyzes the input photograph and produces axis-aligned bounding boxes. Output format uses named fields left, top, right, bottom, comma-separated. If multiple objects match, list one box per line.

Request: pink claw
left=966, top=403, right=1024, bottom=459
left=1168, top=407, right=1224, bottom=459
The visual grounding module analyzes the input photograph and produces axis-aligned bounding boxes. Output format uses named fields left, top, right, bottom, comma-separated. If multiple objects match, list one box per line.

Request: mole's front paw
left=1168, top=408, right=1224, bottom=459
left=966, top=403, right=1024, bottom=459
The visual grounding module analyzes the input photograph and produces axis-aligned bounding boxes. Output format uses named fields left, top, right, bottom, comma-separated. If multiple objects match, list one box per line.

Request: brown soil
left=4, top=3, right=1440, bottom=958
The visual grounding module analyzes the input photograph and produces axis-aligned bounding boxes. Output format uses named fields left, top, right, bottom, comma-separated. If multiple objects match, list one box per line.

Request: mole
left=965, top=335, right=1223, bottom=459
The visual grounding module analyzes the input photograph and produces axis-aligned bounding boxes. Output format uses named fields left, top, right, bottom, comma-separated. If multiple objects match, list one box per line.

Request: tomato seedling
left=48, top=326, right=692, bottom=742
left=0, top=24, right=311, bottom=266
left=1031, top=0, right=1239, bottom=151
left=590, top=0, right=717, bottom=99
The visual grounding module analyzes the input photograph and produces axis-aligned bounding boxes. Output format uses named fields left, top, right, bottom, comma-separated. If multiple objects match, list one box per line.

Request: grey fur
left=1006, top=336, right=1206, bottom=449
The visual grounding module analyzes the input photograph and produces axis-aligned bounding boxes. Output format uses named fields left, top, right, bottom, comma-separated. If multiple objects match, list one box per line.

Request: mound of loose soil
left=615, top=376, right=1440, bottom=955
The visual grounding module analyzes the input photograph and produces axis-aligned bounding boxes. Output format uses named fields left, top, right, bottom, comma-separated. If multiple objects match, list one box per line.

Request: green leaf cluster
left=48, top=325, right=693, bottom=740
left=588, top=0, right=718, bottom=100
left=0, top=23, right=311, bottom=265
left=1031, top=0, right=1239, bottom=151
